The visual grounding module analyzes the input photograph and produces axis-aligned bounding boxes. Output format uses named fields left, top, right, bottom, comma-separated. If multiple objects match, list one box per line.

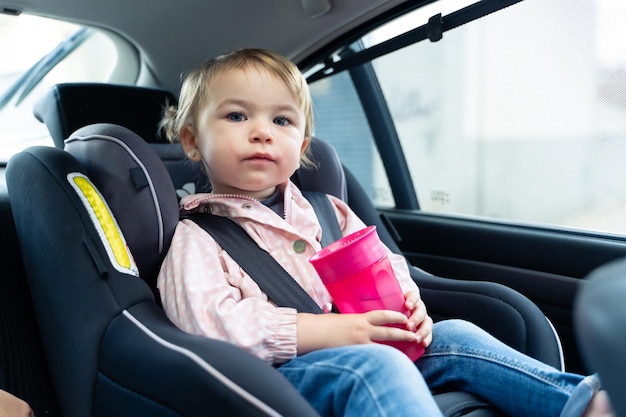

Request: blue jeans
left=278, top=319, right=600, bottom=417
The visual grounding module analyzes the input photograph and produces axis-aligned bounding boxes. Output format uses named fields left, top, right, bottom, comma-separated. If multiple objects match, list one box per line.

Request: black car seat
left=6, top=129, right=322, bottom=417
left=0, top=195, right=62, bottom=416
left=22, top=83, right=565, bottom=416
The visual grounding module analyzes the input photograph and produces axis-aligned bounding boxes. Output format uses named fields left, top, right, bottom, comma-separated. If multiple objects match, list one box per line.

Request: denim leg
left=559, top=375, right=602, bottom=417
left=417, top=319, right=599, bottom=417
left=278, top=344, right=443, bottom=417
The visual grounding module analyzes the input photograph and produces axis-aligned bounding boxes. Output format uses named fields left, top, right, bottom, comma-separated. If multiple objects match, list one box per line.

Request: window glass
left=311, top=0, right=626, bottom=235
left=0, top=14, right=136, bottom=162
left=310, top=72, right=394, bottom=206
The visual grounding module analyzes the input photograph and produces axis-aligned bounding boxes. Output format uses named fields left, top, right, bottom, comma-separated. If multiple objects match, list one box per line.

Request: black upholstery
left=18, top=83, right=567, bottom=417
left=34, top=82, right=211, bottom=196
left=63, top=124, right=180, bottom=287
left=0, top=195, right=61, bottom=417
left=33, top=82, right=176, bottom=147
left=292, top=139, right=347, bottom=202
left=575, top=257, right=625, bottom=417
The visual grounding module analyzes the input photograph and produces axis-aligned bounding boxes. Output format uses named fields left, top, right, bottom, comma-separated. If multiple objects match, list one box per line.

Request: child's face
left=181, top=67, right=308, bottom=200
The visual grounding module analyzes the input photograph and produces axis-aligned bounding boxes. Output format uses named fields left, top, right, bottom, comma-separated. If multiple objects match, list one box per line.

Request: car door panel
left=382, top=209, right=626, bottom=373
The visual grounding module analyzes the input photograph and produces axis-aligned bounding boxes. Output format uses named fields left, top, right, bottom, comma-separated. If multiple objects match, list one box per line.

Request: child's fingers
left=404, top=290, right=422, bottom=310
left=407, top=299, right=427, bottom=331
left=414, top=315, right=433, bottom=346
left=371, top=322, right=418, bottom=343
left=365, top=309, right=408, bottom=326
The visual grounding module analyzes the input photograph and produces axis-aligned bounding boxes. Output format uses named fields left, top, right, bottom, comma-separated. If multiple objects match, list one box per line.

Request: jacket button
left=293, top=240, right=306, bottom=253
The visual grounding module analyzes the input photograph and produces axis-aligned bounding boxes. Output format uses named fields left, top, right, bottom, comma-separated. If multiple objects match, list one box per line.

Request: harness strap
left=185, top=191, right=342, bottom=314
left=302, top=191, right=342, bottom=248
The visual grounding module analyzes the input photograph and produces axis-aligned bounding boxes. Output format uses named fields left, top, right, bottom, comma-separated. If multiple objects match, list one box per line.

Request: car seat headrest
left=65, top=123, right=180, bottom=286
left=34, top=83, right=177, bottom=148
left=292, top=138, right=347, bottom=202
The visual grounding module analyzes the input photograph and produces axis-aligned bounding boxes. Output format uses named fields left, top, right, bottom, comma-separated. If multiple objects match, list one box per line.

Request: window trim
left=306, top=0, right=524, bottom=84
left=348, top=60, right=419, bottom=210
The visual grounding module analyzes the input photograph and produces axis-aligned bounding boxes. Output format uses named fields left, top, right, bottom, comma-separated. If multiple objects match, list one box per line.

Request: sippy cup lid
left=309, top=225, right=386, bottom=283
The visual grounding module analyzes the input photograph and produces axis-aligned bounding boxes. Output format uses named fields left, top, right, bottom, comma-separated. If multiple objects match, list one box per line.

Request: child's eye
left=274, top=116, right=291, bottom=126
left=228, top=112, right=245, bottom=122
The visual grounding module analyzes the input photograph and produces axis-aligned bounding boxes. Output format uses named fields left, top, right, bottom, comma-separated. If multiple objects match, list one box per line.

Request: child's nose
left=249, top=119, right=273, bottom=142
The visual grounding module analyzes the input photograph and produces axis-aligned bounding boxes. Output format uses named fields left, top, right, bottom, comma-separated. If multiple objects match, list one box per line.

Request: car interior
left=8, top=85, right=563, bottom=416
left=1, top=0, right=625, bottom=416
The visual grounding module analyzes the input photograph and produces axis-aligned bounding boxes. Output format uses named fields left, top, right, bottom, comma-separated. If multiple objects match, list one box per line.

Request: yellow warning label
left=68, top=173, right=138, bottom=276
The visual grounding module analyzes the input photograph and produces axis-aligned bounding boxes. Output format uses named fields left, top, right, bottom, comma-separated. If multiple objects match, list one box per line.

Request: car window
left=310, top=71, right=394, bottom=205
left=309, top=0, right=626, bottom=236
left=0, top=14, right=139, bottom=162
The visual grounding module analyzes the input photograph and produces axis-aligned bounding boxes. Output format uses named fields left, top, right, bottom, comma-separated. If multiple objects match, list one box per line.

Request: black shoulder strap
left=303, top=191, right=342, bottom=246
left=183, top=191, right=342, bottom=314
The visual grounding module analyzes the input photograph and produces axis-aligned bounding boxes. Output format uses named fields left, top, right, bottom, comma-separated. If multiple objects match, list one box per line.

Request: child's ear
left=180, top=126, right=201, bottom=160
left=300, top=137, right=310, bottom=156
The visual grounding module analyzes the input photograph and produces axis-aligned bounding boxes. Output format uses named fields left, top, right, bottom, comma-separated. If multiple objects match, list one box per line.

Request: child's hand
left=404, top=289, right=433, bottom=348
left=0, top=390, right=34, bottom=417
left=296, top=310, right=418, bottom=355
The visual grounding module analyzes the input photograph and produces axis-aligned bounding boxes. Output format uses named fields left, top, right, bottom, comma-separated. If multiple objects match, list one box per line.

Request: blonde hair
left=160, top=48, right=314, bottom=166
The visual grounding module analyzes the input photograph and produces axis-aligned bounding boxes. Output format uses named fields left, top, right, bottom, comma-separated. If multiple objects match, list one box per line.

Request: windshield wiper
left=0, top=27, right=92, bottom=111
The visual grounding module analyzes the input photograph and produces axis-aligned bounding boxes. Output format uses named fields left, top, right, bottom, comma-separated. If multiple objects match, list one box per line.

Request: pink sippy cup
left=309, top=225, right=424, bottom=361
